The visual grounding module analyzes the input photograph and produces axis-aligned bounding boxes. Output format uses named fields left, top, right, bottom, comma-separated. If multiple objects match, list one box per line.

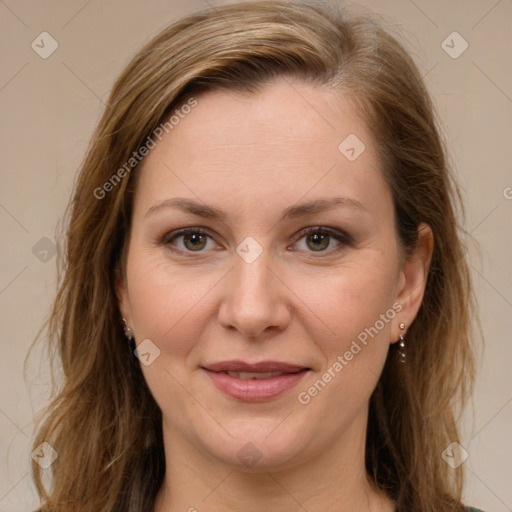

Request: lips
left=203, top=360, right=308, bottom=373
left=201, top=360, right=310, bottom=401
left=225, top=371, right=286, bottom=380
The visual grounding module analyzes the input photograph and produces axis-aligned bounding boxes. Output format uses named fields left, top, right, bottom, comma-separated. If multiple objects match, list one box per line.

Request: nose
left=217, top=249, right=292, bottom=339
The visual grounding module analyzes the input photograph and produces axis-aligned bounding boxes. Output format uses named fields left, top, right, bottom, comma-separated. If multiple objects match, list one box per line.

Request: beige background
left=0, top=0, right=511, bottom=510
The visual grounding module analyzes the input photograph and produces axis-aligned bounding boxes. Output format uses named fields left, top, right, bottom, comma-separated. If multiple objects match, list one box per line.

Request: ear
left=391, top=223, right=434, bottom=343
left=115, top=264, right=132, bottom=326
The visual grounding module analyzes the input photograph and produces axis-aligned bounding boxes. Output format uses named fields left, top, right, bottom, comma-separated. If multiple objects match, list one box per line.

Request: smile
left=201, top=360, right=310, bottom=402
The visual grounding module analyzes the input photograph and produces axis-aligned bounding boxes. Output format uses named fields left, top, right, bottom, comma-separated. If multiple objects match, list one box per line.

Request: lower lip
left=202, top=368, right=309, bottom=402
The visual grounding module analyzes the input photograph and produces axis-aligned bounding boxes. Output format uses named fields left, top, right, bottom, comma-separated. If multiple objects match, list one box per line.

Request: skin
left=117, top=78, right=433, bottom=512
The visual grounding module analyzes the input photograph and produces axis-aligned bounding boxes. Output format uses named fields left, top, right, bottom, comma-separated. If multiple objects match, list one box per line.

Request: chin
left=193, top=416, right=316, bottom=472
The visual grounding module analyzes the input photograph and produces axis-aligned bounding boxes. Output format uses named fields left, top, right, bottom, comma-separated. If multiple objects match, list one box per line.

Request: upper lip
left=203, top=360, right=308, bottom=373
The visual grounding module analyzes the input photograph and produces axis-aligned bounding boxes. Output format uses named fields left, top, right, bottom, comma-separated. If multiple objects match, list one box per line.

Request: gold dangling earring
left=122, top=317, right=134, bottom=340
left=398, top=322, right=406, bottom=364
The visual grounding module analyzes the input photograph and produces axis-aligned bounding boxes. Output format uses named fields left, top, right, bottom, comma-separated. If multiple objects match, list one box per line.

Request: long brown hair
left=30, top=1, right=478, bottom=510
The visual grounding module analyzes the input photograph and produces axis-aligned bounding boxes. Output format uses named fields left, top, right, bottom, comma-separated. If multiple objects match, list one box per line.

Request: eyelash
left=158, top=226, right=352, bottom=257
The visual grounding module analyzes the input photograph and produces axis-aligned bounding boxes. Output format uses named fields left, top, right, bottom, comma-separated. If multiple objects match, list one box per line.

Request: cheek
left=126, top=252, right=222, bottom=359
left=293, top=267, right=397, bottom=425
left=295, top=260, right=398, bottom=350
left=127, top=245, right=398, bottom=354
left=125, top=254, right=220, bottom=417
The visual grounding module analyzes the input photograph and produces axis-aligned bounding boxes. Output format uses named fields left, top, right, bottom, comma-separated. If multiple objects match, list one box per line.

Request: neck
left=154, top=415, right=395, bottom=512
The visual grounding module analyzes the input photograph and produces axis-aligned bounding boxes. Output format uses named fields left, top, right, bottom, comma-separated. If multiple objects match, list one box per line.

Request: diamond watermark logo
left=441, top=32, right=468, bottom=59
left=338, top=134, right=366, bottom=161
left=32, top=237, right=57, bottom=263
left=236, top=236, right=263, bottom=264
left=236, top=442, right=262, bottom=468
left=32, top=442, right=58, bottom=469
left=134, top=339, right=161, bottom=366
left=31, top=32, right=59, bottom=59
left=441, top=441, right=469, bottom=469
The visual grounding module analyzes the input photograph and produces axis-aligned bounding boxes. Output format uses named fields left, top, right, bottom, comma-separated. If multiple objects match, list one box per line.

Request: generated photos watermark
left=297, top=301, right=403, bottom=405
left=93, top=97, right=198, bottom=200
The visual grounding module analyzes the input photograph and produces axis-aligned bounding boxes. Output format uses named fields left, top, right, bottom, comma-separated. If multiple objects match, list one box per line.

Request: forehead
left=133, top=78, right=389, bottom=219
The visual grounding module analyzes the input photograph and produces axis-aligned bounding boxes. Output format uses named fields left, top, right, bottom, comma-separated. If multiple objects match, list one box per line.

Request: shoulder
left=467, top=507, right=486, bottom=512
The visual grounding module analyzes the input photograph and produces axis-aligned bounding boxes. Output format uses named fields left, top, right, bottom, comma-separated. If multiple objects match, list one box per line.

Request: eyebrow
left=145, top=197, right=368, bottom=222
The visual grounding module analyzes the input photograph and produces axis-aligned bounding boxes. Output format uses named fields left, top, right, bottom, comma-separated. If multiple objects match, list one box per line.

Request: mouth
left=201, top=360, right=311, bottom=402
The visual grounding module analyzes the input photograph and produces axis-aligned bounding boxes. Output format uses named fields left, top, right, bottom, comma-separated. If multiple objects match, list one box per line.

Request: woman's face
left=118, top=78, right=429, bottom=472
